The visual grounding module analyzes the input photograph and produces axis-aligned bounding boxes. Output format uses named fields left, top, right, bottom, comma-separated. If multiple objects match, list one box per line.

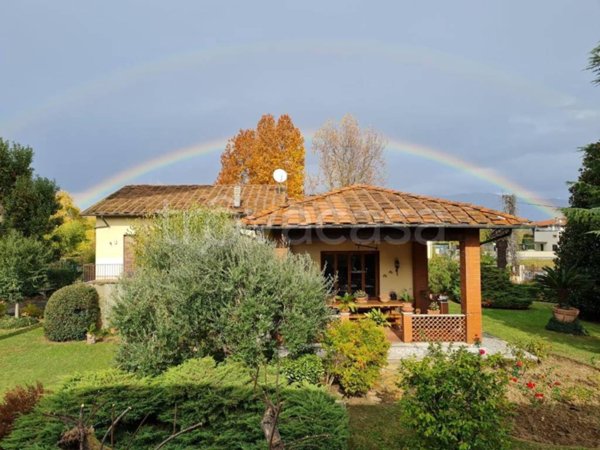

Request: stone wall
left=88, top=280, right=119, bottom=327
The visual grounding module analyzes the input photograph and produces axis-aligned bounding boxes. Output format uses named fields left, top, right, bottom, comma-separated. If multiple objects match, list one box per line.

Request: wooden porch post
left=411, top=241, right=429, bottom=312
left=459, top=229, right=482, bottom=344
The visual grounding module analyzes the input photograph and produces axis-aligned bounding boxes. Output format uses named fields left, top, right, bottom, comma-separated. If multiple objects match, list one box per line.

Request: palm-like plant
left=535, top=266, right=587, bottom=308
left=336, top=292, right=357, bottom=313
left=364, top=309, right=390, bottom=327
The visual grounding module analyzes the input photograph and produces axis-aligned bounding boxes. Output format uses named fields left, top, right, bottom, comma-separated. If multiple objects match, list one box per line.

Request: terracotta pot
left=339, top=311, right=351, bottom=322
left=380, top=297, right=390, bottom=303
left=427, top=309, right=441, bottom=315
left=355, top=295, right=368, bottom=304
left=552, top=306, right=579, bottom=323
left=401, top=302, right=414, bottom=313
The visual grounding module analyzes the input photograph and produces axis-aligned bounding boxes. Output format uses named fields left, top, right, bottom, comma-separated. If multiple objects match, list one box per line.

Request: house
left=518, top=217, right=566, bottom=260
left=84, top=183, right=530, bottom=344
left=82, top=184, right=287, bottom=280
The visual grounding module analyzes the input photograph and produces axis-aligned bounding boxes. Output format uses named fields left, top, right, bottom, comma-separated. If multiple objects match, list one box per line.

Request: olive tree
left=112, top=209, right=332, bottom=375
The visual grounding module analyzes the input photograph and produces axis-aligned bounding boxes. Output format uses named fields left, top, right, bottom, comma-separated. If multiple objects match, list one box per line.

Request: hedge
left=2, top=357, right=349, bottom=450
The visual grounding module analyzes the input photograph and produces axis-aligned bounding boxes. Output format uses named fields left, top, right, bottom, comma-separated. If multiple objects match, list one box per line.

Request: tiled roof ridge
left=246, top=184, right=528, bottom=223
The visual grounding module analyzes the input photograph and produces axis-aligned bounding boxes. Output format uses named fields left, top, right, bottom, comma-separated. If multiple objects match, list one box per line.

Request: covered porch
left=242, top=185, right=529, bottom=344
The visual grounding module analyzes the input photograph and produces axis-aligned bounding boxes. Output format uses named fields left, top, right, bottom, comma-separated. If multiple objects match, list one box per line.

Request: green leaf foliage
left=428, top=254, right=460, bottom=300
left=281, top=353, right=325, bottom=385
left=545, top=317, right=589, bottom=336
left=322, top=319, right=390, bottom=396
left=0, top=138, right=60, bottom=239
left=113, top=209, right=332, bottom=375
left=0, top=231, right=51, bottom=304
left=556, top=141, right=600, bottom=319
left=2, top=357, right=349, bottom=450
left=481, top=264, right=533, bottom=309
left=44, top=283, right=100, bottom=341
left=398, top=345, right=511, bottom=450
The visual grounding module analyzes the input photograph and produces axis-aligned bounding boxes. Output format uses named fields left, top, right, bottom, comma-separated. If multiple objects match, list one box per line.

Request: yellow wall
left=94, top=217, right=141, bottom=266
left=290, top=239, right=413, bottom=299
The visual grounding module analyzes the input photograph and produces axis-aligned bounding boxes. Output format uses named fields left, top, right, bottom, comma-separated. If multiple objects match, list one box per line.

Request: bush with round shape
left=322, top=319, right=390, bottom=396
left=44, top=283, right=100, bottom=341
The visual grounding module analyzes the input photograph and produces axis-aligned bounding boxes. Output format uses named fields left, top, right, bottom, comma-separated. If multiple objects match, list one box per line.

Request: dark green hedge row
left=482, top=265, right=534, bottom=310
left=2, top=357, right=349, bottom=450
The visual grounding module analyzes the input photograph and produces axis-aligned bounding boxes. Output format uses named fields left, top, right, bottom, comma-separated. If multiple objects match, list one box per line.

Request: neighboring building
left=82, top=184, right=286, bottom=279
left=85, top=183, right=530, bottom=344
left=518, top=217, right=566, bottom=260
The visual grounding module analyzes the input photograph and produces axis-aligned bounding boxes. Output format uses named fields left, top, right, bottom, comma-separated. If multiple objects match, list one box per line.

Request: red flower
left=479, top=349, right=486, bottom=355
left=510, top=377, right=518, bottom=382
left=516, top=361, right=523, bottom=368
left=553, top=381, right=561, bottom=386
left=526, top=381, right=536, bottom=389
left=534, top=393, right=544, bottom=399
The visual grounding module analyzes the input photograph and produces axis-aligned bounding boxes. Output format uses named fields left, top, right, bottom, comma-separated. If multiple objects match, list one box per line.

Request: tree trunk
left=261, top=403, right=284, bottom=450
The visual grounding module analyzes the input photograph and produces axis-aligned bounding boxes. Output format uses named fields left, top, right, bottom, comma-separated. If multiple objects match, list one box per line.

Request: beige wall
left=291, top=239, right=413, bottom=299
left=94, top=217, right=149, bottom=273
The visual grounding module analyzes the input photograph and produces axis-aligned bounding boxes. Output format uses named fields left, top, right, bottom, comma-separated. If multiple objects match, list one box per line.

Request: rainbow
left=75, top=133, right=559, bottom=218
left=1, top=39, right=577, bottom=136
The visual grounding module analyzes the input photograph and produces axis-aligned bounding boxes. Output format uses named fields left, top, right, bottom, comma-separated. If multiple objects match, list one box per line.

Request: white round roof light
left=273, top=168, right=288, bottom=183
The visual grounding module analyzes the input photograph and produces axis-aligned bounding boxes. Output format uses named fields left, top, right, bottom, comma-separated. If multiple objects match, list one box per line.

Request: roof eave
left=243, top=223, right=532, bottom=230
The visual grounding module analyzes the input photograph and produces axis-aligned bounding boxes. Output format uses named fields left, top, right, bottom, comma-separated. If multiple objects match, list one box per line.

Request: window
left=552, top=244, right=558, bottom=252
left=322, top=251, right=379, bottom=297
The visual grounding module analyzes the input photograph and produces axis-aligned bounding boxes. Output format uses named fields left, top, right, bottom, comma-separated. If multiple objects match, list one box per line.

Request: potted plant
left=354, top=289, right=368, bottom=303
left=86, top=323, right=97, bottom=345
left=364, top=309, right=390, bottom=327
left=336, top=293, right=357, bottom=321
left=535, top=266, right=586, bottom=323
left=399, top=289, right=414, bottom=313
left=427, top=301, right=440, bottom=315
left=382, top=290, right=397, bottom=303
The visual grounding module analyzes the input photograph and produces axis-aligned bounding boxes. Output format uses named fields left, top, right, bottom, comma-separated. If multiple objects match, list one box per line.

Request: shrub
left=2, top=357, right=349, bottom=450
left=513, top=337, right=552, bottom=360
left=322, top=319, right=390, bottom=396
left=0, top=383, right=44, bottom=440
left=428, top=254, right=460, bottom=299
left=112, top=209, right=332, bottom=375
left=398, top=345, right=511, bottom=450
left=482, top=265, right=532, bottom=309
left=0, top=316, right=38, bottom=329
left=46, top=265, right=80, bottom=293
left=21, top=303, right=43, bottom=319
left=281, top=354, right=325, bottom=385
left=44, top=283, right=100, bottom=341
left=0, top=301, right=6, bottom=317
left=545, top=317, right=589, bottom=336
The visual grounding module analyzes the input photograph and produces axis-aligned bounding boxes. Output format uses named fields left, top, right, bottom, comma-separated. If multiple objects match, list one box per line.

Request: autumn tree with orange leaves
left=216, top=114, right=305, bottom=198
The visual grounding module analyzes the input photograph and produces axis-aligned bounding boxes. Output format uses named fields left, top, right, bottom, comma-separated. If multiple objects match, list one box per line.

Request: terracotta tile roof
left=243, top=185, right=530, bottom=229
left=82, top=184, right=287, bottom=217
left=531, top=217, right=566, bottom=227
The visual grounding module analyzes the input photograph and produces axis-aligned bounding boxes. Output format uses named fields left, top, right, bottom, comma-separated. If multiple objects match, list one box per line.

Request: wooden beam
left=459, top=229, right=482, bottom=343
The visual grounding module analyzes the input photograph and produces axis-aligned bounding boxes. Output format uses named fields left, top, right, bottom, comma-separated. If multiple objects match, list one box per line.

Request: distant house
left=518, top=217, right=566, bottom=260
left=84, top=183, right=530, bottom=344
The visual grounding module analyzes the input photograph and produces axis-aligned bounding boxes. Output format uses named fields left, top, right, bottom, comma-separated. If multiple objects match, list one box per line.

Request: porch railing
left=83, top=264, right=124, bottom=282
left=401, top=313, right=466, bottom=342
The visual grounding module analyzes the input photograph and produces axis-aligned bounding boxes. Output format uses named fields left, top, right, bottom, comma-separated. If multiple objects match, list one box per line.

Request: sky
left=1, top=1, right=599, bottom=219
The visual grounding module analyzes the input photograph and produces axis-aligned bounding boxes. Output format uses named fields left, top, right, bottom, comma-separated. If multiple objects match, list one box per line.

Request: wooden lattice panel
left=411, top=314, right=466, bottom=342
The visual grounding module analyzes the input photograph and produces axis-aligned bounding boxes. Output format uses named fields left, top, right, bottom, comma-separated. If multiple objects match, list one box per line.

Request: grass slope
left=0, top=327, right=116, bottom=395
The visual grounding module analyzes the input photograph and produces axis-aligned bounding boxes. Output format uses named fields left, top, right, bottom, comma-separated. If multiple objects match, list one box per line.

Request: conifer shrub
left=482, top=265, right=532, bottom=309
left=398, top=345, right=511, bottom=450
left=44, top=283, right=100, bottom=341
left=323, top=319, right=390, bottom=396
left=2, top=357, right=348, bottom=450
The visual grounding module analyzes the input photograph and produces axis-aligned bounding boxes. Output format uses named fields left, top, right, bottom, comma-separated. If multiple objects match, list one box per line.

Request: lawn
left=449, top=301, right=600, bottom=365
left=0, top=327, right=117, bottom=395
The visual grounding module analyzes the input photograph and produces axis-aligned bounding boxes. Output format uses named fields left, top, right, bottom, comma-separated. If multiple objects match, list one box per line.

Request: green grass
left=448, top=301, right=600, bottom=365
left=348, top=404, right=591, bottom=450
left=0, top=327, right=117, bottom=395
